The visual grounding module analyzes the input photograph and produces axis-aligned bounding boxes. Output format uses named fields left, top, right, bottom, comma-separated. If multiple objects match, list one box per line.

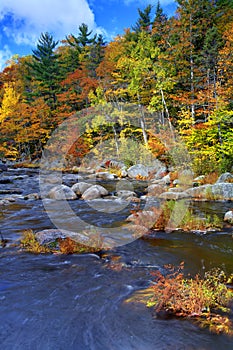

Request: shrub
left=147, top=263, right=233, bottom=335
left=20, top=230, right=51, bottom=254
left=129, top=201, right=223, bottom=232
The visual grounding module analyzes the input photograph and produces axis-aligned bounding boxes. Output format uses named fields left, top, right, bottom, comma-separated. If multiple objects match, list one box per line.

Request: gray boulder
left=147, top=184, right=165, bottom=197
left=71, top=182, right=92, bottom=196
left=127, top=164, right=149, bottom=179
left=186, top=183, right=233, bottom=200
left=48, top=185, right=77, bottom=200
left=116, top=190, right=137, bottom=200
left=162, top=174, right=171, bottom=185
left=82, top=185, right=108, bottom=200
left=211, top=183, right=233, bottom=200
left=185, top=185, right=212, bottom=199
left=216, top=172, right=233, bottom=183
left=224, top=211, right=233, bottom=224
left=96, top=172, right=116, bottom=180
left=159, top=191, right=190, bottom=200
left=35, top=229, right=90, bottom=246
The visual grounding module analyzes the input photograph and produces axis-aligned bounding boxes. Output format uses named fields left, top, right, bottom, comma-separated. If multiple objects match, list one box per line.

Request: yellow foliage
left=0, top=83, right=21, bottom=123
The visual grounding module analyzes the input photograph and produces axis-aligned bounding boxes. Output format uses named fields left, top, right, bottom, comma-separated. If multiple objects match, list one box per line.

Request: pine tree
left=132, top=5, right=153, bottom=33
left=152, top=1, right=168, bottom=48
left=27, top=32, right=63, bottom=110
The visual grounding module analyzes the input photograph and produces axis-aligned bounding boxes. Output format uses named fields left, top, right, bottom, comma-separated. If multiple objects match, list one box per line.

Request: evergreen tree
left=152, top=1, right=168, bottom=48
left=132, top=5, right=153, bottom=33
left=27, top=32, right=63, bottom=110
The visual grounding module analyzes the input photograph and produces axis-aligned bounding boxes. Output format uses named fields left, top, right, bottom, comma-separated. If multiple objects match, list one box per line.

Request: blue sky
left=0, top=0, right=177, bottom=71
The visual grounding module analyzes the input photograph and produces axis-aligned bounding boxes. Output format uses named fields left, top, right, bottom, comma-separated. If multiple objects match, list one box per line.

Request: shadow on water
left=0, top=169, right=233, bottom=349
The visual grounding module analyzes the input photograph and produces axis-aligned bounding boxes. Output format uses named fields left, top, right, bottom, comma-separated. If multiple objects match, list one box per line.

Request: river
left=0, top=168, right=233, bottom=349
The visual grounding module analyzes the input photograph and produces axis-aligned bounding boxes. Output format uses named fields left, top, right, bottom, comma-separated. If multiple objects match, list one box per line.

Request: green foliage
left=20, top=230, right=51, bottom=254
left=178, top=109, right=233, bottom=174
left=26, top=32, right=63, bottom=110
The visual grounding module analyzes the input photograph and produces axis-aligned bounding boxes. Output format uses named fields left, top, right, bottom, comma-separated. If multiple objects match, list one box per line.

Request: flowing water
left=0, top=168, right=233, bottom=349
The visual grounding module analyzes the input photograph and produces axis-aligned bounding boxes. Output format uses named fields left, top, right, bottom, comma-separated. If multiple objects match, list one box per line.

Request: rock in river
left=127, top=164, right=149, bottom=179
left=48, top=185, right=77, bottom=200
left=35, top=229, right=90, bottom=246
left=71, top=182, right=92, bottom=196
left=224, top=210, right=233, bottom=224
left=216, top=172, right=233, bottom=183
left=82, top=185, right=108, bottom=200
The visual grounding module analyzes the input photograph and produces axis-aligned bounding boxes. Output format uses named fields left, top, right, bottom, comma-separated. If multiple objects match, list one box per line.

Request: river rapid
left=0, top=168, right=233, bottom=350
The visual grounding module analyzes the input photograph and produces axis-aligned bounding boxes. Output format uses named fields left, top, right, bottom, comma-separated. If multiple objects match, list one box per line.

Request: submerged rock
left=0, top=164, right=7, bottom=172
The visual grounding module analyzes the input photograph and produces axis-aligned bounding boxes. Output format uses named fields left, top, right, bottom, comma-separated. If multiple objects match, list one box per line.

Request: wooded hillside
left=0, top=0, right=232, bottom=174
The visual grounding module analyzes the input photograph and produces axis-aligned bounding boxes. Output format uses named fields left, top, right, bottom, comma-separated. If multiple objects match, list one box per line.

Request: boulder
left=48, top=185, right=77, bottom=200
left=224, top=211, right=233, bottom=224
left=159, top=191, right=190, bottom=200
left=148, top=159, right=165, bottom=173
left=126, top=210, right=157, bottom=230
left=193, top=175, right=205, bottom=182
left=185, top=185, right=212, bottom=199
left=186, top=183, right=233, bottom=200
left=35, top=229, right=90, bottom=246
left=147, top=184, right=165, bottom=197
left=96, top=172, right=116, bottom=180
left=173, top=179, right=181, bottom=186
left=161, top=174, right=171, bottom=185
left=211, top=183, right=233, bottom=200
left=216, top=172, right=233, bottom=183
left=127, top=164, right=149, bottom=179
left=150, top=166, right=167, bottom=180
left=82, top=185, right=108, bottom=200
left=116, top=190, right=137, bottom=200
left=168, top=187, right=185, bottom=193
left=120, top=169, right=128, bottom=177
left=71, top=182, right=92, bottom=196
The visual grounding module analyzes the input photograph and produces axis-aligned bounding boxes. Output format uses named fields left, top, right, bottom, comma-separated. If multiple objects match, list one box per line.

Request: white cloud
left=0, top=0, right=96, bottom=46
left=0, top=45, right=12, bottom=71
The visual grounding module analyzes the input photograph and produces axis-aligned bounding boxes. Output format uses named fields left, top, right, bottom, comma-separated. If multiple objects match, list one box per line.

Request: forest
left=0, top=0, right=233, bottom=175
